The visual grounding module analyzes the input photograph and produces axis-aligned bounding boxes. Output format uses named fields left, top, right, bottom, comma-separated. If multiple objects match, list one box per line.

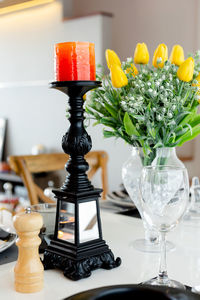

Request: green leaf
left=85, top=107, right=101, bottom=119
left=100, top=117, right=118, bottom=128
left=123, top=112, right=139, bottom=136
left=153, top=141, right=164, bottom=148
left=104, top=103, right=118, bottom=119
left=188, top=114, right=200, bottom=128
left=175, top=111, right=191, bottom=126
left=131, top=114, right=145, bottom=121
left=177, top=125, right=200, bottom=146
left=103, top=129, right=117, bottom=138
left=174, top=126, right=188, bottom=137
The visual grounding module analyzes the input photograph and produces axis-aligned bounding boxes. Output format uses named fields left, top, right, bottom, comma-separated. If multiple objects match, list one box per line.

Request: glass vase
left=122, top=147, right=184, bottom=252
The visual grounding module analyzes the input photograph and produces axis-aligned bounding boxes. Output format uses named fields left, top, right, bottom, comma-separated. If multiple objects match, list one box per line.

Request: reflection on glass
left=79, top=201, right=99, bottom=243
left=58, top=202, right=75, bottom=243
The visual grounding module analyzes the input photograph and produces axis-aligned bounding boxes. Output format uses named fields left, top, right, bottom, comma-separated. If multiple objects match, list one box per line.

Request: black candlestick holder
left=42, top=81, right=121, bottom=281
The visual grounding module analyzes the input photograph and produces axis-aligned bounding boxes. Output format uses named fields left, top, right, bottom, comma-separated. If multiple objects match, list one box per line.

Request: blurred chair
left=8, top=151, right=108, bottom=205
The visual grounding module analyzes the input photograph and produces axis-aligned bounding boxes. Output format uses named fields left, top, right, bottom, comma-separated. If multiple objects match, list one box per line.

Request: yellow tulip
left=110, top=65, right=128, bottom=88
left=125, top=63, right=138, bottom=77
left=152, top=43, right=168, bottom=68
left=105, top=49, right=121, bottom=69
left=134, top=43, right=149, bottom=64
left=170, top=45, right=184, bottom=66
left=177, top=57, right=194, bottom=82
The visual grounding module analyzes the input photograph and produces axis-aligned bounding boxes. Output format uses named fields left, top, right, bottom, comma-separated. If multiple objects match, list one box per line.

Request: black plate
left=64, top=284, right=200, bottom=300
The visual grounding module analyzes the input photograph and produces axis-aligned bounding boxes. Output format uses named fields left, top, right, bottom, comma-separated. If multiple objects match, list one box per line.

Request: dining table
left=0, top=205, right=200, bottom=300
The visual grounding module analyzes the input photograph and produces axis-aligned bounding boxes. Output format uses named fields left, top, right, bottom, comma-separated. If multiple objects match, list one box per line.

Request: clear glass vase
left=122, top=147, right=184, bottom=252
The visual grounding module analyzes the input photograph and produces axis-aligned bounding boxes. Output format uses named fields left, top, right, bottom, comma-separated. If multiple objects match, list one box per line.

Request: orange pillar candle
left=54, top=41, right=96, bottom=81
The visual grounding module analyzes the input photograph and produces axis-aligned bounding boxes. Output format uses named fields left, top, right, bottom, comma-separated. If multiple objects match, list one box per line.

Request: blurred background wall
left=0, top=0, right=199, bottom=192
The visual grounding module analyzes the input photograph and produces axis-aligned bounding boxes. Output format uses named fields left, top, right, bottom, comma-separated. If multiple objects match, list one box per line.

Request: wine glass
left=139, top=165, right=189, bottom=289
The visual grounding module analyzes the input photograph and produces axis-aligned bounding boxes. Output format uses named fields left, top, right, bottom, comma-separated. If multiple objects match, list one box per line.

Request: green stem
left=178, top=81, right=184, bottom=96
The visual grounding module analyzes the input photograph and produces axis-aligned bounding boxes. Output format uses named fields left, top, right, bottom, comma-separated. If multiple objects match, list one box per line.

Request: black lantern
left=43, top=81, right=121, bottom=281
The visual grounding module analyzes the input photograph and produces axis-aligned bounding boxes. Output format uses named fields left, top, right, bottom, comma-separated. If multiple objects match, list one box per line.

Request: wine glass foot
left=142, top=277, right=186, bottom=290
left=129, top=238, right=175, bottom=253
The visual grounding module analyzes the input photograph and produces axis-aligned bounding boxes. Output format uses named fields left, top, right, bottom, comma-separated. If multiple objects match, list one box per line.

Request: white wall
left=74, top=0, right=197, bottom=59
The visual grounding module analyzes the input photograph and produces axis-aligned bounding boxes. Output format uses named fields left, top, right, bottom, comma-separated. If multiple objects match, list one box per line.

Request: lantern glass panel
left=79, top=201, right=99, bottom=243
left=58, top=202, right=75, bottom=243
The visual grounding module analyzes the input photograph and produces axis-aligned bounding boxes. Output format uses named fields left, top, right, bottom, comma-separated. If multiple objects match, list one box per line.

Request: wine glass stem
left=158, top=231, right=169, bottom=284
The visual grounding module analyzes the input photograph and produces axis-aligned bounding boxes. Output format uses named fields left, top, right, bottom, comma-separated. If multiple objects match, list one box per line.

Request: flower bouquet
left=86, top=43, right=200, bottom=165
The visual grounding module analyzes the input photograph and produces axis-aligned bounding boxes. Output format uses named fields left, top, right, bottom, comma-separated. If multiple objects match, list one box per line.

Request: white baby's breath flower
left=160, top=86, right=164, bottom=91
left=141, top=88, right=145, bottom=93
left=165, top=82, right=170, bottom=87
left=167, top=112, right=173, bottom=118
left=162, top=108, right=166, bottom=113
left=162, top=75, right=166, bottom=80
left=127, top=57, right=132, bottom=63
left=148, top=88, right=153, bottom=93
left=172, top=105, right=176, bottom=111
left=156, top=114, right=162, bottom=121
left=154, top=73, right=158, bottom=77
left=169, top=74, right=173, bottom=81
left=139, top=74, right=143, bottom=78
left=153, top=91, right=157, bottom=97
left=135, top=84, right=139, bottom=88
left=147, top=82, right=151, bottom=86
left=155, top=81, right=160, bottom=87
left=153, top=107, right=156, bottom=112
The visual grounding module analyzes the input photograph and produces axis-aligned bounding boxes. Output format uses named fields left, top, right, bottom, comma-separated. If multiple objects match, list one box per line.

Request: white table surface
left=0, top=210, right=200, bottom=300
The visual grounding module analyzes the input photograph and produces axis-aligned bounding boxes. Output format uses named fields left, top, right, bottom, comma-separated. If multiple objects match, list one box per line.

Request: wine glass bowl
left=139, top=165, right=189, bottom=289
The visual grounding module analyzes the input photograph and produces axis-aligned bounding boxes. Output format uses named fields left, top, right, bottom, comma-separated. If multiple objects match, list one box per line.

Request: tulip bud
left=177, top=57, right=194, bottom=82
left=105, top=49, right=121, bottom=70
left=110, top=65, right=128, bottom=88
left=152, top=44, right=168, bottom=68
left=170, top=45, right=184, bottom=66
left=125, top=63, right=138, bottom=77
left=134, top=43, right=149, bottom=64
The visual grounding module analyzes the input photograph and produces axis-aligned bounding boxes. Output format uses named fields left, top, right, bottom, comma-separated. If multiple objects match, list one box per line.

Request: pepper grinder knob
left=13, top=209, right=44, bottom=293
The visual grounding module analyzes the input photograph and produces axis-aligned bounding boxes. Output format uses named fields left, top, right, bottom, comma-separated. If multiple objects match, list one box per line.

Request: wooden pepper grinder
left=13, top=207, right=44, bottom=293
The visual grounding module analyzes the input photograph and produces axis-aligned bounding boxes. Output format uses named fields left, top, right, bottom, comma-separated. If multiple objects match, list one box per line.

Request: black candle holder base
left=43, top=81, right=121, bottom=281
left=43, top=243, right=121, bottom=281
